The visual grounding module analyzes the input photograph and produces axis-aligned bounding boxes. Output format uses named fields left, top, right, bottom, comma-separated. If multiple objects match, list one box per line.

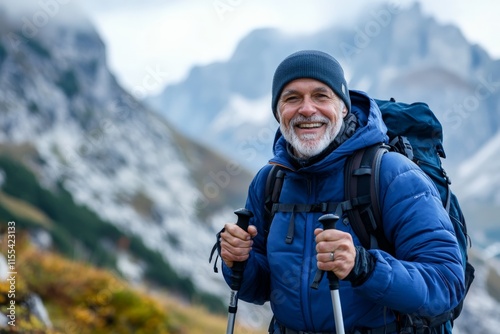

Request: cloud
left=77, top=0, right=381, bottom=93
left=1, top=0, right=93, bottom=29
left=69, top=0, right=500, bottom=96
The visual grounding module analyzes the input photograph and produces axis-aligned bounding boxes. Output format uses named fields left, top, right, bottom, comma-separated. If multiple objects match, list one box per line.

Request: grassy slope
left=0, top=150, right=225, bottom=311
left=0, top=236, right=265, bottom=333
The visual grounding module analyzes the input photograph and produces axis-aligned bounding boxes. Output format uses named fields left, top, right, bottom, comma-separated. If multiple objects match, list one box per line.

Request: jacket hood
left=270, top=90, right=388, bottom=171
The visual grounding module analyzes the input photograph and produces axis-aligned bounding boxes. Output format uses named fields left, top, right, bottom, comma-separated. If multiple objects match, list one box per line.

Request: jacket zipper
left=302, top=176, right=316, bottom=330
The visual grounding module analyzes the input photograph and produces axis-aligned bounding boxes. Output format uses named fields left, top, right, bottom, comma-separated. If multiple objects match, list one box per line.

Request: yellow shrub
left=0, top=246, right=172, bottom=334
left=0, top=239, right=265, bottom=334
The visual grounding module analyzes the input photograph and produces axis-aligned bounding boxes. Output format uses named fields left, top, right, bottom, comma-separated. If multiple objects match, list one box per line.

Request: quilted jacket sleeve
left=352, top=152, right=465, bottom=317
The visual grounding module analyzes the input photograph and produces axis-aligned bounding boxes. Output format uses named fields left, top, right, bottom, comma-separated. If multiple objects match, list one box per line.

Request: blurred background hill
left=0, top=1, right=499, bottom=333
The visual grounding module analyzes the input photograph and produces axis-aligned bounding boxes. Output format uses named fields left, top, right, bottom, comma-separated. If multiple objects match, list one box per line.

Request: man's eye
left=284, top=96, right=298, bottom=102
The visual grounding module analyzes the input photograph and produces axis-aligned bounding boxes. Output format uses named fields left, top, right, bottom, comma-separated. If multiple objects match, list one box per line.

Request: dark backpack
left=264, top=98, right=475, bottom=333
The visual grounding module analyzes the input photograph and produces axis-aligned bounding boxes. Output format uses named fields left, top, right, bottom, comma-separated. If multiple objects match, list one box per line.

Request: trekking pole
left=226, top=208, right=254, bottom=334
left=311, top=213, right=345, bottom=334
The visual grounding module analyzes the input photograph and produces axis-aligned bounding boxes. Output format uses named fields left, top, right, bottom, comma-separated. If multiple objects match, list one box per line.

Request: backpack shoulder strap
left=344, top=144, right=393, bottom=253
left=263, top=164, right=286, bottom=237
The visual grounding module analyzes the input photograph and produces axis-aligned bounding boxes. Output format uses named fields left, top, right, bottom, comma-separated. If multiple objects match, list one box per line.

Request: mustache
left=289, top=115, right=330, bottom=127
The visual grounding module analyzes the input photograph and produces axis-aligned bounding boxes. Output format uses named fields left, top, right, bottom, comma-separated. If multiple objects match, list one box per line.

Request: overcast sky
left=70, top=0, right=500, bottom=97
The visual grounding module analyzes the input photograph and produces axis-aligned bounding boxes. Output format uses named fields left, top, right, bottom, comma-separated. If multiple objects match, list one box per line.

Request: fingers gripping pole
left=311, top=214, right=340, bottom=289
left=311, top=213, right=345, bottom=334
left=229, top=208, right=253, bottom=290
left=226, top=208, right=254, bottom=334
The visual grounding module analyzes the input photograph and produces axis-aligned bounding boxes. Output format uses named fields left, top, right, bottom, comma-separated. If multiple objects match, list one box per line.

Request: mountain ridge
left=0, top=2, right=499, bottom=332
left=148, top=2, right=500, bottom=173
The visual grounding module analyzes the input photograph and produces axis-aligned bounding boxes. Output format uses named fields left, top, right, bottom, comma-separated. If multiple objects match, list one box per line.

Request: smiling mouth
left=296, top=122, right=324, bottom=129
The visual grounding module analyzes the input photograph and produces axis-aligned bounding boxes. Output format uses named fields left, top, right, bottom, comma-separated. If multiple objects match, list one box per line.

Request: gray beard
left=280, top=115, right=343, bottom=159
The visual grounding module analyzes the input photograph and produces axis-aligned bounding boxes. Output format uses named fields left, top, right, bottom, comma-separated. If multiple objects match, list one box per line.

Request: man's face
left=277, top=78, right=348, bottom=159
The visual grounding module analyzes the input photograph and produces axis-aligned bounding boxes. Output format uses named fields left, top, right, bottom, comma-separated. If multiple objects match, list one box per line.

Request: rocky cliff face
left=0, top=3, right=248, bottom=307
left=1, top=2, right=499, bottom=332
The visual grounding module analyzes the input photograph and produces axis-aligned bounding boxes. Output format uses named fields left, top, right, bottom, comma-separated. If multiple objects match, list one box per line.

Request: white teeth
left=297, top=123, right=322, bottom=129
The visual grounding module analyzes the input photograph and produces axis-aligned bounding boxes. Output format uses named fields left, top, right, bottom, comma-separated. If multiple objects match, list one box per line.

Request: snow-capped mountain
left=1, top=1, right=499, bottom=333
left=148, top=2, right=500, bottom=175
left=0, top=2, right=254, bottom=311
left=147, top=0, right=500, bottom=265
left=145, top=2, right=500, bottom=332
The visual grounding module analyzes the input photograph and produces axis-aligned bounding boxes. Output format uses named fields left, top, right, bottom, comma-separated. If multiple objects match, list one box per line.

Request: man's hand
left=220, top=224, right=258, bottom=268
left=314, top=228, right=356, bottom=279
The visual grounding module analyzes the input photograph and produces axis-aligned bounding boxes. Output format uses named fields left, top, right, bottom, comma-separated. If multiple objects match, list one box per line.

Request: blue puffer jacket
left=222, top=90, right=465, bottom=332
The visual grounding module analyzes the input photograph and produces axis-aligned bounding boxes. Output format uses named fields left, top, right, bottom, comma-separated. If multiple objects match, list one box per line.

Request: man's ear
left=342, top=106, right=348, bottom=118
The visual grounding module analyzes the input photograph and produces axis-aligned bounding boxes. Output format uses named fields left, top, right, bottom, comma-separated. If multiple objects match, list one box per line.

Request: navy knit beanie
left=271, top=50, right=351, bottom=121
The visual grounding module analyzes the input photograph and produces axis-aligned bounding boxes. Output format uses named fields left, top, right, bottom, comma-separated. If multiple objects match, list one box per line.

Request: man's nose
left=298, top=96, right=316, bottom=116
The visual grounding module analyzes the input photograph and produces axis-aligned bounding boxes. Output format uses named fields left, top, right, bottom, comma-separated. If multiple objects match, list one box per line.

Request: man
left=218, top=50, right=465, bottom=333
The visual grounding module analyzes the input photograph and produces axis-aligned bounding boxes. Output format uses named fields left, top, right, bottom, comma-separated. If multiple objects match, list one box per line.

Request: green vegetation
left=0, top=41, right=6, bottom=67
left=25, top=38, right=51, bottom=59
left=56, top=70, right=79, bottom=98
left=0, top=154, right=224, bottom=313
left=27, top=101, right=40, bottom=115
left=0, top=239, right=264, bottom=334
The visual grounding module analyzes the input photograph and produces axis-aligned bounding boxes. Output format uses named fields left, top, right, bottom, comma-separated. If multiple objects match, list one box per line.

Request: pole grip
left=230, top=208, right=254, bottom=291
left=234, top=208, right=253, bottom=231
left=311, top=214, right=340, bottom=289
left=318, top=213, right=339, bottom=230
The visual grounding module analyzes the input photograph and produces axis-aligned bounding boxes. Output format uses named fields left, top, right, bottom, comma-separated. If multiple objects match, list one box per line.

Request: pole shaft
left=318, top=214, right=345, bottom=334
left=226, top=314, right=236, bottom=334
left=331, top=290, right=345, bottom=334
